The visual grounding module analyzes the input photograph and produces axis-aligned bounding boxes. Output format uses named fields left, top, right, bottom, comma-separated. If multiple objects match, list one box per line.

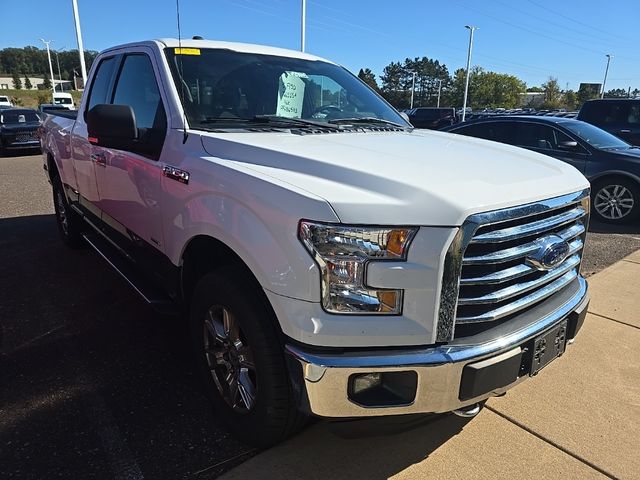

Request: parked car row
left=441, top=113, right=640, bottom=224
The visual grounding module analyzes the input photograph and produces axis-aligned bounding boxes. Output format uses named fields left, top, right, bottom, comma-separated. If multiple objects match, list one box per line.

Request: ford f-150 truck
left=41, top=38, right=591, bottom=447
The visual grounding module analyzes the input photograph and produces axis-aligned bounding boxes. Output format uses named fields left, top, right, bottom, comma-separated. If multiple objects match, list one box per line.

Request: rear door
left=71, top=55, right=117, bottom=218
left=92, top=49, right=168, bottom=251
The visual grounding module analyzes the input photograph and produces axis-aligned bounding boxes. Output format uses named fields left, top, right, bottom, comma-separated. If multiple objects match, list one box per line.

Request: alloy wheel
left=594, top=185, right=635, bottom=221
left=203, top=305, right=257, bottom=413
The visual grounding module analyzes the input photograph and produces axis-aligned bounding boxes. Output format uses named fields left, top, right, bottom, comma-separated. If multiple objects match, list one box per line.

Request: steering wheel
left=312, top=105, right=343, bottom=118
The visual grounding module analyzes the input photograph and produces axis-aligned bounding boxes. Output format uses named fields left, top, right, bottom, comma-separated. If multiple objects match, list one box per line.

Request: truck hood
left=201, top=129, right=589, bottom=225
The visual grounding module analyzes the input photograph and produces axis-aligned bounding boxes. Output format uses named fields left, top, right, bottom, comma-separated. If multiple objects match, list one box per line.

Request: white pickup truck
left=41, top=38, right=591, bottom=447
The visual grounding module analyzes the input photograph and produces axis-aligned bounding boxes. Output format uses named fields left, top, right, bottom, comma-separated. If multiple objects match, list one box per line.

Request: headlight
left=298, top=221, right=417, bottom=314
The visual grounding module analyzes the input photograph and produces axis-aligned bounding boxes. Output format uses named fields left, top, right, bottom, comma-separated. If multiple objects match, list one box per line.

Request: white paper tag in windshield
left=276, top=71, right=306, bottom=118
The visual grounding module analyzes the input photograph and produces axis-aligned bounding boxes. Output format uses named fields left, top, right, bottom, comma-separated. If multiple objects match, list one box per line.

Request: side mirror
left=87, top=104, right=137, bottom=150
left=557, top=140, right=578, bottom=150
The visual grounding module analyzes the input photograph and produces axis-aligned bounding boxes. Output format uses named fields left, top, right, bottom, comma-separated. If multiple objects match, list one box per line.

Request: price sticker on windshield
left=276, top=71, right=306, bottom=118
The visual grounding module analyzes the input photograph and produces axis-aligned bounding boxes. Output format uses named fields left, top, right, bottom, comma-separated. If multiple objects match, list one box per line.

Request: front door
left=92, top=51, right=167, bottom=252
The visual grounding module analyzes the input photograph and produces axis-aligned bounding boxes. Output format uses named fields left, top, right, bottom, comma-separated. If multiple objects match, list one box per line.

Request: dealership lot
left=1, top=152, right=639, bottom=479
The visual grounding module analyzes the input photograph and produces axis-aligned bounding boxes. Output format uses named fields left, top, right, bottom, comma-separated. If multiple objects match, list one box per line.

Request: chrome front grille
left=436, top=189, right=590, bottom=342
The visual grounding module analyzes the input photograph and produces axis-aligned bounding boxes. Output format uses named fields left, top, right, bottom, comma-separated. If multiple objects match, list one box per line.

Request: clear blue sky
left=2, top=0, right=638, bottom=91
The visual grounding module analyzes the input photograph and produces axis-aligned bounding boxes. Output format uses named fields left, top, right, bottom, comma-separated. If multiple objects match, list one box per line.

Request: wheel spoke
left=237, top=368, right=256, bottom=410
left=238, top=346, right=255, bottom=369
left=207, top=308, right=227, bottom=343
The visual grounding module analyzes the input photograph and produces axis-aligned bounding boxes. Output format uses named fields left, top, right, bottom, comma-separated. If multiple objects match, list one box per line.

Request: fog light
left=348, top=371, right=418, bottom=407
left=352, top=373, right=382, bottom=395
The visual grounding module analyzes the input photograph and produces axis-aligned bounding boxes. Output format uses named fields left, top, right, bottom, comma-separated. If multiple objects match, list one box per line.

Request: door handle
left=90, top=152, right=107, bottom=166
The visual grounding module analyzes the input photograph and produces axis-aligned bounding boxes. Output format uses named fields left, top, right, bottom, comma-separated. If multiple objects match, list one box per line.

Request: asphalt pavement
left=1, top=153, right=639, bottom=479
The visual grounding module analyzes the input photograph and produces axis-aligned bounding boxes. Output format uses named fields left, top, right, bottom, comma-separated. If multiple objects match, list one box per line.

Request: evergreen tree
left=24, top=75, right=32, bottom=90
left=11, top=72, right=22, bottom=89
left=42, top=73, right=51, bottom=89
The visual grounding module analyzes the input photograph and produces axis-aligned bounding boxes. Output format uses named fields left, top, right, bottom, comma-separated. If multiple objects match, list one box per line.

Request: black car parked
left=407, top=107, right=458, bottom=130
left=442, top=116, right=640, bottom=224
left=0, top=108, right=41, bottom=155
left=578, top=99, right=640, bottom=146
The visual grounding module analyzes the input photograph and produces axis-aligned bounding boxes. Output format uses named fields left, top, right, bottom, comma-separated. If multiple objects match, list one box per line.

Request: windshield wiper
left=199, top=115, right=340, bottom=130
left=328, top=117, right=409, bottom=129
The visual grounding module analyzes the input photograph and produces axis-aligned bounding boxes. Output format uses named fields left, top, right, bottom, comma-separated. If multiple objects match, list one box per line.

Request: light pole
left=71, top=0, right=88, bottom=87
left=54, top=47, right=65, bottom=91
left=462, top=25, right=478, bottom=122
left=300, top=0, right=306, bottom=52
left=40, top=39, right=56, bottom=102
left=601, top=54, right=613, bottom=99
left=437, top=79, right=442, bottom=107
left=410, top=71, right=416, bottom=109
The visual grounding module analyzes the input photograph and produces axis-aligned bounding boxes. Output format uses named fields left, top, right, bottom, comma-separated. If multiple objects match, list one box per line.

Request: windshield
left=1, top=111, right=39, bottom=123
left=164, top=48, right=409, bottom=130
left=54, top=97, right=72, bottom=105
left=562, top=121, right=630, bottom=150
left=0, top=96, right=9, bottom=102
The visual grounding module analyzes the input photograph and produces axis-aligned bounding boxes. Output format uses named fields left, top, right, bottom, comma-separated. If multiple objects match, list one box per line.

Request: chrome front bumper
left=286, top=277, right=589, bottom=418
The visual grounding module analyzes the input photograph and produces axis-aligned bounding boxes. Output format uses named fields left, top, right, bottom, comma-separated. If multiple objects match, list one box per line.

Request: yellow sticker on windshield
left=174, top=47, right=201, bottom=55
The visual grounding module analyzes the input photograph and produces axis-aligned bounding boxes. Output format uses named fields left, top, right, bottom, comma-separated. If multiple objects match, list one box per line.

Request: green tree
left=577, top=84, right=600, bottom=108
left=358, top=68, right=380, bottom=92
left=541, top=77, right=562, bottom=109
left=24, top=75, right=32, bottom=89
left=604, top=88, right=629, bottom=98
left=527, top=86, right=544, bottom=93
left=42, top=73, right=52, bottom=89
left=447, top=67, right=525, bottom=109
left=11, top=72, right=22, bottom=89
left=563, top=90, right=579, bottom=110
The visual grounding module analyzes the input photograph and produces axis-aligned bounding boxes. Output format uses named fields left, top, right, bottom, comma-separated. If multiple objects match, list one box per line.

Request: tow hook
left=452, top=402, right=482, bottom=418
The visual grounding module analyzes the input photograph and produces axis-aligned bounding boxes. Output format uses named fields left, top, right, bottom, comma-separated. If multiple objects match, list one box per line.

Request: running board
left=82, top=232, right=180, bottom=315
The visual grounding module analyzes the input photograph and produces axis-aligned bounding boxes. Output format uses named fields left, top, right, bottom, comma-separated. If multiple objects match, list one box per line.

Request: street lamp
left=462, top=25, right=478, bottom=122
left=71, top=0, right=88, bottom=87
left=410, top=71, right=416, bottom=109
left=54, top=47, right=66, bottom=91
left=300, top=0, right=306, bottom=52
left=601, top=54, right=613, bottom=99
left=437, top=79, right=442, bottom=107
left=40, top=38, right=56, bottom=102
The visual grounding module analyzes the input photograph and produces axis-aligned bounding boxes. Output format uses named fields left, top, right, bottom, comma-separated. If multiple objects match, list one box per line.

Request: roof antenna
left=176, top=0, right=188, bottom=144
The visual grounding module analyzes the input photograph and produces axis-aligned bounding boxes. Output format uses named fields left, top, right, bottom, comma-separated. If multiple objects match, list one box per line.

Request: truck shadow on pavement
left=0, top=214, right=476, bottom=480
left=0, top=214, right=252, bottom=479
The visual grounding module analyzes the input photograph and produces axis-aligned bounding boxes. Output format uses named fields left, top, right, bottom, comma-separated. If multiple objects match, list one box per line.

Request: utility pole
left=410, top=71, right=416, bottom=109
left=601, top=54, right=612, bottom=99
left=71, top=0, right=88, bottom=87
left=300, top=0, right=306, bottom=52
left=462, top=25, right=478, bottom=122
left=437, top=79, right=442, bottom=107
left=40, top=39, right=56, bottom=102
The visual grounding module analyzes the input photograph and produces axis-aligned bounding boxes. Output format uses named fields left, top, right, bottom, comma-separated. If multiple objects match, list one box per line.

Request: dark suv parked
left=442, top=116, right=640, bottom=224
left=407, top=107, right=458, bottom=129
left=578, top=99, right=640, bottom=146
left=0, top=108, right=41, bottom=155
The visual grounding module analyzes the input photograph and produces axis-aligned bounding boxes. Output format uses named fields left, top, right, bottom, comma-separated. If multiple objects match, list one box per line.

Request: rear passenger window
left=112, top=54, right=164, bottom=130
left=87, top=57, right=116, bottom=112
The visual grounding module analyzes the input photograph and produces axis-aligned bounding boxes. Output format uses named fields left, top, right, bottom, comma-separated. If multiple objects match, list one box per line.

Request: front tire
left=189, top=268, right=307, bottom=447
left=592, top=177, right=640, bottom=224
left=52, top=175, right=84, bottom=248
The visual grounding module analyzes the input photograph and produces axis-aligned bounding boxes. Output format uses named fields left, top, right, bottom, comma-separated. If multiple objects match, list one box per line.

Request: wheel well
left=590, top=173, right=640, bottom=191
left=47, top=153, right=58, bottom=181
left=180, top=235, right=262, bottom=303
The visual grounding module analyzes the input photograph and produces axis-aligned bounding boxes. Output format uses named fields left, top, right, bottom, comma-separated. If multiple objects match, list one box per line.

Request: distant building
left=0, top=75, right=73, bottom=91
left=519, top=92, right=545, bottom=107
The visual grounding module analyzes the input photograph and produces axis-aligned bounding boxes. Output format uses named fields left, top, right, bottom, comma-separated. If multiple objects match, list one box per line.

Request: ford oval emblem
left=526, top=235, right=571, bottom=271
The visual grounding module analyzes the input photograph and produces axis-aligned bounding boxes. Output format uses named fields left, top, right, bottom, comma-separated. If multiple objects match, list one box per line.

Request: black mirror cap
left=87, top=104, right=137, bottom=149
